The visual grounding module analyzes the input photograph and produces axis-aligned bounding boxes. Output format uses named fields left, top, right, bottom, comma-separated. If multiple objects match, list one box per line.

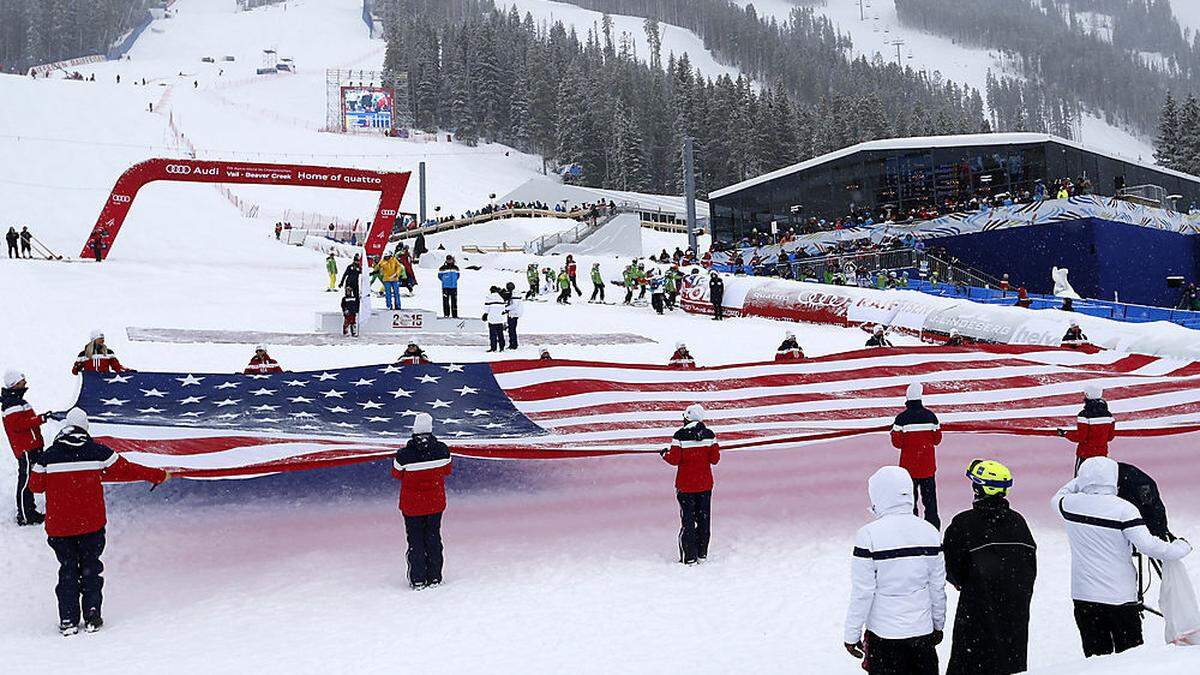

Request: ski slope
left=508, top=0, right=746, bottom=82
left=740, top=0, right=1156, bottom=162
left=2, top=1, right=1200, bottom=673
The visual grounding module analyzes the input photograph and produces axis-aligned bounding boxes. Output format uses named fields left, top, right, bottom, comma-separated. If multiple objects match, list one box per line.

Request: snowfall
left=1, top=1, right=1198, bottom=673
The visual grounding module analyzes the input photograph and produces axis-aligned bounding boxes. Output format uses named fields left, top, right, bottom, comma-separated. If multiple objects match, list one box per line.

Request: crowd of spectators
left=416, top=199, right=618, bottom=229
left=726, top=177, right=1098, bottom=250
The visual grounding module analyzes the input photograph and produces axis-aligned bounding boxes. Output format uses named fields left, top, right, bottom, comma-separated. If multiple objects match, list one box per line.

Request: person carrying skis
left=942, top=460, right=1036, bottom=675
left=391, top=412, right=451, bottom=589
left=6, top=227, right=18, bottom=258
left=1053, top=456, right=1192, bottom=657
left=3, top=370, right=45, bottom=526
left=525, top=263, right=540, bottom=300
left=71, top=331, right=128, bottom=375
left=709, top=272, right=725, bottom=320
left=341, top=285, right=359, bottom=337
left=340, top=254, right=362, bottom=298
left=844, top=465, right=946, bottom=675
left=438, top=255, right=460, bottom=319
left=890, top=382, right=942, bottom=529
left=866, top=324, right=893, bottom=347
left=589, top=263, right=605, bottom=303
left=31, top=408, right=169, bottom=635
left=556, top=268, right=571, bottom=305
left=660, top=404, right=720, bottom=564
left=775, top=331, right=804, bottom=361
left=669, top=342, right=696, bottom=369
left=243, top=346, right=283, bottom=374
left=1057, top=384, right=1115, bottom=474
left=325, top=253, right=338, bottom=292
left=565, top=255, right=582, bottom=297
left=397, top=342, right=431, bottom=365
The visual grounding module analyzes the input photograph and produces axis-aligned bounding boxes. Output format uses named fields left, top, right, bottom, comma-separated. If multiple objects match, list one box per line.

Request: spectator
left=243, top=346, right=283, bottom=374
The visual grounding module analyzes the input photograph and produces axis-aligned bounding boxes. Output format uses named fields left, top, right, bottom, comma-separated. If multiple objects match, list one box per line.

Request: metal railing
left=716, top=247, right=1004, bottom=290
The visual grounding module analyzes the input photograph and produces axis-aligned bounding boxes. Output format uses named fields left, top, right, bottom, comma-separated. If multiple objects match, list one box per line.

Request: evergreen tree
left=1155, top=92, right=1181, bottom=169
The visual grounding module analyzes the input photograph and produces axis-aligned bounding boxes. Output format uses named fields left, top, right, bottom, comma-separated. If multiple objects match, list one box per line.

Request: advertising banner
left=679, top=274, right=1200, bottom=360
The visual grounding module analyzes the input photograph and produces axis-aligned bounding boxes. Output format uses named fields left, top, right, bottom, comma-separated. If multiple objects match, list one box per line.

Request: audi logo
left=380, top=209, right=396, bottom=217
left=165, top=164, right=193, bottom=175
left=111, top=194, right=131, bottom=203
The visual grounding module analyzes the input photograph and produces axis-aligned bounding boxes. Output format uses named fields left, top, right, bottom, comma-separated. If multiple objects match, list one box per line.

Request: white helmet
left=89, top=329, right=104, bottom=341
left=675, top=341, right=686, bottom=350
left=683, top=404, right=706, bottom=423
left=906, top=382, right=924, bottom=401
left=1084, top=384, right=1104, bottom=400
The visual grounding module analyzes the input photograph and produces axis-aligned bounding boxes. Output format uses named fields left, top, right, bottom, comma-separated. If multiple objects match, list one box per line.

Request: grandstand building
left=709, top=133, right=1200, bottom=240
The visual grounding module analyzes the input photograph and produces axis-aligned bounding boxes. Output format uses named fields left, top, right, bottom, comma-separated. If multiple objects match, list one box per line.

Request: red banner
left=82, top=158, right=410, bottom=261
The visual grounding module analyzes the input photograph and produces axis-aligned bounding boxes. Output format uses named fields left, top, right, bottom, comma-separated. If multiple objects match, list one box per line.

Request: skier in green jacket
left=589, top=263, right=606, bottom=303
left=326, top=254, right=339, bottom=292
left=526, top=263, right=539, bottom=300
left=556, top=269, right=572, bottom=305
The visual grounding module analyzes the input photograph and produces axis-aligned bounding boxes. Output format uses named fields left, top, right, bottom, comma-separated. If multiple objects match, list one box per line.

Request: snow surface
left=2, top=1, right=1200, bottom=672
left=507, top=0, right=746, bottom=83
left=739, top=0, right=1157, bottom=163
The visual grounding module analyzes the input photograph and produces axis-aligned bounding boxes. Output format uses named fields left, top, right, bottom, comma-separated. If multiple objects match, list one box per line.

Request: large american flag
left=77, top=345, right=1200, bottom=478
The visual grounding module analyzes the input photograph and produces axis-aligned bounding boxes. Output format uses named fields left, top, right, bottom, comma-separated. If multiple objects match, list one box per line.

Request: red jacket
left=890, top=401, right=942, bottom=479
left=244, top=354, right=283, bottom=374
left=397, top=351, right=430, bottom=366
left=663, top=421, right=720, bottom=492
left=31, top=428, right=167, bottom=537
left=669, top=349, right=696, bottom=369
left=71, top=346, right=127, bottom=375
left=1065, top=402, right=1115, bottom=460
left=2, top=389, right=43, bottom=457
left=775, top=340, right=804, bottom=361
left=391, top=434, right=453, bottom=516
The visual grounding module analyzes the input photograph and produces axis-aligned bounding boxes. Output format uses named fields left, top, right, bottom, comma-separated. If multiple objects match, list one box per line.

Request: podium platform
left=315, top=308, right=486, bottom=335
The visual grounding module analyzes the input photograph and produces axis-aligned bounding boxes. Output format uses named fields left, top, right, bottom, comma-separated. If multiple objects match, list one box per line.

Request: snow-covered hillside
left=740, top=0, right=1156, bottom=162
left=3, top=1, right=1200, bottom=673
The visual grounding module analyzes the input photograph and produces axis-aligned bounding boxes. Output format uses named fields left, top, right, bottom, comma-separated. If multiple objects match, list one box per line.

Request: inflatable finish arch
left=82, top=158, right=411, bottom=261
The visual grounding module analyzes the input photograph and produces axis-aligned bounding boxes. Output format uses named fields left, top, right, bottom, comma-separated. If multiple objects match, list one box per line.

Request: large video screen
left=341, top=86, right=393, bottom=131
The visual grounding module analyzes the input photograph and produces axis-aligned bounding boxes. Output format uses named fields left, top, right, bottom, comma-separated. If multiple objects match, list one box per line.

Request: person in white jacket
left=482, top=287, right=508, bottom=353
left=844, top=465, right=947, bottom=674
left=1054, top=456, right=1192, bottom=657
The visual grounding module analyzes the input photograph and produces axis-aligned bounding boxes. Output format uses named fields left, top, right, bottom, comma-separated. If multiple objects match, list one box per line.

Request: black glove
left=1056, top=428, right=1066, bottom=437
left=844, top=641, right=864, bottom=659
left=931, top=630, right=943, bottom=646
left=658, top=448, right=668, bottom=457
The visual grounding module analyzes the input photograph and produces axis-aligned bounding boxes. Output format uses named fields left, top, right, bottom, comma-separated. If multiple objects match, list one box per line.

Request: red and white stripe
left=90, top=345, right=1200, bottom=478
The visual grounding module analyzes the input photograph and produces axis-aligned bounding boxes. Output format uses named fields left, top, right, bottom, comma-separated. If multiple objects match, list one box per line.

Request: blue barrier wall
left=929, top=218, right=1197, bottom=307
left=107, top=11, right=153, bottom=60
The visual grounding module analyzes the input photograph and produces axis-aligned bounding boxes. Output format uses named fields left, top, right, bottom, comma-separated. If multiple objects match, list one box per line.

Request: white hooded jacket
left=483, top=292, right=508, bottom=325
left=844, top=466, right=947, bottom=644
left=1054, top=456, right=1191, bottom=605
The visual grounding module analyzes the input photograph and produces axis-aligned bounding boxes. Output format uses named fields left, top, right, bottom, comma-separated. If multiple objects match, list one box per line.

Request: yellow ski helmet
left=966, top=459, right=1013, bottom=496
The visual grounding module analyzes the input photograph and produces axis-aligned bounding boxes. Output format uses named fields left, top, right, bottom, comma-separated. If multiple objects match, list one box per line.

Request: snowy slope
left=1168, top=0, right=1200, bottom=35
left=740, top=0, right=1156, bottom=162
left=508, top=0, right=745, bottom=81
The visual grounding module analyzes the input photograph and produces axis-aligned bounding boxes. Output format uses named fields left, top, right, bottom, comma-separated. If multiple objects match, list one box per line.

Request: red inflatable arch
left=82, top=158, right=411, bottom=261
